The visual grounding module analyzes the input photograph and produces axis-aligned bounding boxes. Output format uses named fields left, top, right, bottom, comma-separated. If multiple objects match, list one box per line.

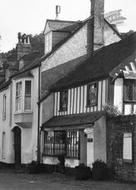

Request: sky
left=0, top=0, right=136, bottom=52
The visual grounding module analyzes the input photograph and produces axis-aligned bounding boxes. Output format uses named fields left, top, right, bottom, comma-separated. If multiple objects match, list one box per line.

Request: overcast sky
left=0, top=0, right=135, bottom=52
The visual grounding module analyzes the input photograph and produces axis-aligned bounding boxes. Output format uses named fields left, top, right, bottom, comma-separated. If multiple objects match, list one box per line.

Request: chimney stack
left=16, top=33, right=31, bottom=60
left=55, top=5, right=61, bottom=20
left=90, top=0, right=104, bottom=50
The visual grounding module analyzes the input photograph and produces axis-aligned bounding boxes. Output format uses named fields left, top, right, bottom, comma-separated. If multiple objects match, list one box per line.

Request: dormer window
left=45, top=32, right=52, bottom=54
left=87, top=83, right=98, bottom=106
left=15, top=79, right=32, bottom=112
left=124, top=79, right=136, bottom=102
left=60, top=90, right=68, bottom=111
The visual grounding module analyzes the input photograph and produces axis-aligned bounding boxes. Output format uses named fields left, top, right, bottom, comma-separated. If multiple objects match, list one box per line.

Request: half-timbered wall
left=54, top=80, right=108, bottom=116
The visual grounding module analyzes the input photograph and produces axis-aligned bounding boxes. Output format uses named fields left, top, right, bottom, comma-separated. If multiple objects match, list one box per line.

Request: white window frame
left=123, top=133, right=132, bottom=161
left=15, top=78, right=32, bottom=113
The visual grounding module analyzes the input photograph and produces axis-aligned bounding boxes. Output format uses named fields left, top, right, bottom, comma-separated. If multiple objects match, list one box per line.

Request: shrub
left=75, top=163, right=92, bottom=180
left=92, top=160, right=112, bottom=180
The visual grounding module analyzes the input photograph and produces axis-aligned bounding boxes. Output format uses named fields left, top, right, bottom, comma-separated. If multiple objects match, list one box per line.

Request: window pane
left=16, top=82, right=22, bottom=111
left=123, top=133, right=132, bottom=160
left=54, top=131, right=65, bottom=155
left=25, top=81, right=31, bottom=110
left=66, top=131, right=79, bottom=158
left=25, top=81, right=31, bottom=95
left=44, top=131, right=54, bottom=155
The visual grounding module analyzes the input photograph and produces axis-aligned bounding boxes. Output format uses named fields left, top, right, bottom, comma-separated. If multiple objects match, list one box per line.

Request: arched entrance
left=13, top=127, right=21, bottom=167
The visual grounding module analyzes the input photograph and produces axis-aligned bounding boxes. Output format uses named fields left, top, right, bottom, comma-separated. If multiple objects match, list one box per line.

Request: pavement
left=0, top=170, right=136, bottom=190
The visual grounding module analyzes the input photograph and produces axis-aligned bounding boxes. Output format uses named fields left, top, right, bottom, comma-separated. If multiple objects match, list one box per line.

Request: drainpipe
left=37, top=63, right=41, bottom=164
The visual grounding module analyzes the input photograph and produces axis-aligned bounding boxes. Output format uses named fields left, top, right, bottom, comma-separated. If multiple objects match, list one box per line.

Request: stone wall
left=107, top=115, right=136, bottom=181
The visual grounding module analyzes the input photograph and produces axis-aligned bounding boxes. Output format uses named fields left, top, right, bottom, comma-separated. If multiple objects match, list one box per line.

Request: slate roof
left=42, top=111, right=104, bottom=129
left=50, top=32, right=136, bottom=91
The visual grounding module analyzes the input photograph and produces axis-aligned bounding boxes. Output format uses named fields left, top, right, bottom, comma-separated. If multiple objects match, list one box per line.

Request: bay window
left=15, top=79, right=32, bottom=112
left=44, top=130, right=80, bottom=159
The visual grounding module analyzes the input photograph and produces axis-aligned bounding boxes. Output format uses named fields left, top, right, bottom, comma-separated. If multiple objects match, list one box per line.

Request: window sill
left=86, top=104, right=97, bottom=108
left=124, top=100, right=136, bottom=103
left=58, top=109, right=68, bottom=112
left=42, top=153, right=79, bottom=159
left=14, top=110, right=33, bottom=115
left=123, top=159, right=133, bottom=164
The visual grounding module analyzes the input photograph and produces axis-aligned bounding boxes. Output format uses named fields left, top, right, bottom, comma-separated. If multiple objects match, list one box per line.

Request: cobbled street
left=0, top=171, right=136, bottom=190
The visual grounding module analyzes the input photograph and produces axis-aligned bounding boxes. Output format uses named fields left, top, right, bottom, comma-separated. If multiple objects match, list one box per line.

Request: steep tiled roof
left=50, top=32, right=136, bottom=91
left=40, top=54, right=88, bottom=101
left=19, top=51, right=40, bottom=62
left=42, top=111, right=104, bottom=129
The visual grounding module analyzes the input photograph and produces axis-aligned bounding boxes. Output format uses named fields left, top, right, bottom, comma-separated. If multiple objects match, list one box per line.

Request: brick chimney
left=16, top=33, right=32, bottom=60
left=90, top=0, right=104, bottom=50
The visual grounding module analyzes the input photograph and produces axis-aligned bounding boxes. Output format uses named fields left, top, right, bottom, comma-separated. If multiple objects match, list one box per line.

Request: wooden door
left=13, top=127, right=21, bottom=167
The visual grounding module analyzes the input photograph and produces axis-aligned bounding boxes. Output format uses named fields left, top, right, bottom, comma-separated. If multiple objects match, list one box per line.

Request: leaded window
left=124, top=79, right=136, bottom=102
left=44, top=130, right=80, bottom=158
left=60, top=90, right=68, bottom=111
left=87, top=83, right=98, bottom=106
left=66, top=131, right=79, bottom=158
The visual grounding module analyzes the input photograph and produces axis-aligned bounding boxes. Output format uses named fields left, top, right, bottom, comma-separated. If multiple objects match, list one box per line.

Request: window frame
left=2, top=94, right=6, bottom=121
left=2, top=132, right=6, bottom=159
left=15, top=80, right=22, bottom=112
left=44, top=130, right=80, bottom=159
left=45, top=31, right=52, bottom=54
left=87, top=82, right=98, bottom=107
left=15, top=79, right=32, bottom=113
left=59, top=90, right=68, bottom=112
left=123, top=132, right=133, bottom=162
left=123, top=79, right=136, bottom=103
left=24, top=80, right=32, bottom=111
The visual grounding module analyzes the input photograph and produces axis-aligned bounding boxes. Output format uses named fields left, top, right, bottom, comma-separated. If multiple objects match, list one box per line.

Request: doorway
left=13, top=127, right=21, bottom=167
